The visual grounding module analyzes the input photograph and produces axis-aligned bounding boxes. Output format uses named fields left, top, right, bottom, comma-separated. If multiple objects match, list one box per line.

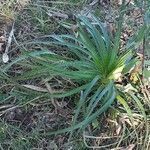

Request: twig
left=89, top=0, right=99, bottom=6
left=126, top=0, right=132, bottom=6
left=142, top=38, right=146, bottom=79
left=2, top=23, right=14, bottom=63
left=0, top=105, right=19, bottom=117
left=5, top=23, right=14, bottom=54
left=45, top=82, right=59, bottom=113
left=47, top=11, right=68, bottom=19
left=141, top=0, right=146, bottom=80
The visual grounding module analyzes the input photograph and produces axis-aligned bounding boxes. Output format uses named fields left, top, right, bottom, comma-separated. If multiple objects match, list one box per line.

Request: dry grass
left=0, top=0, right=150, bottom=149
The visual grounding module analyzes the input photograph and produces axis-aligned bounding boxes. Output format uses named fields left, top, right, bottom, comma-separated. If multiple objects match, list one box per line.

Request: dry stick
left=141, top=3, right=150, bottom=150
left=141, top=0, right=146, bottom=80
left=2, top=23, right=14, bottom=63
left=0, top=105, right=19, bottom=116
left=5, top=23, right=14, bottom=54
left=47, top=11, right=68, bottom=19
left=45, top=82, right=59, bottom=113
left=142, top=38, right=146, bottom=80
left=89, top=0, right=99, bottom=6
left=126, top=0, right=132, bottom=5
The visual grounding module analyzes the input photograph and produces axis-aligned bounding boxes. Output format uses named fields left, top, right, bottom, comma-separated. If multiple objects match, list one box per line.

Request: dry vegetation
left=0, top=0, right=150, bottom=150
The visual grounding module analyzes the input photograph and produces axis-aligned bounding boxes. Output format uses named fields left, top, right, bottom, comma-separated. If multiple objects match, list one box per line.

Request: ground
left=0, top=0, right=150, bottom=150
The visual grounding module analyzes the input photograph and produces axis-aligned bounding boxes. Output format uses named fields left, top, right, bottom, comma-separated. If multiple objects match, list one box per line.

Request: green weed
left=4, top=12, right=137, bottom=134
left=0, top=0, right=150, bottom=149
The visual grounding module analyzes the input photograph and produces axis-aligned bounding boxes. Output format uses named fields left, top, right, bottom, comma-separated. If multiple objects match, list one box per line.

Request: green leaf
left=129, top=92, right=147, bottom=120
left=116, top=94, right=133, bottom=121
